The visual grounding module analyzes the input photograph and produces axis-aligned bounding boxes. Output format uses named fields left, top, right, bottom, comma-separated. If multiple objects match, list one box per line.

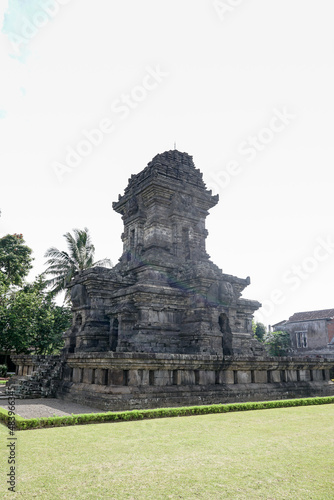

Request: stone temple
left=9, top=151, right=334, bottom=409
left=67, top=150, right=262, bottom=358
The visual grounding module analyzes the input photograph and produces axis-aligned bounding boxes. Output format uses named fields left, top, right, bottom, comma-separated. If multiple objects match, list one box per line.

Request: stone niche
left=63, top=150, right=264, bottom=357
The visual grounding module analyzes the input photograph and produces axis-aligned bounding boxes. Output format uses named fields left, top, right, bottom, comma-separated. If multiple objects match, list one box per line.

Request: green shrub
left=264, top=330, right=291, bottom=356
left=0, top=364, right=7, bottom=377
left=1, top=396, right=333, bottom=431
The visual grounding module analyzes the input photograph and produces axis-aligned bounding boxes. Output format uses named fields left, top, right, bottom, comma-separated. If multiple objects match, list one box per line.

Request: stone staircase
left=0, top=384, right=6, bottom=400
left=6, top=356, right=64, bottom=399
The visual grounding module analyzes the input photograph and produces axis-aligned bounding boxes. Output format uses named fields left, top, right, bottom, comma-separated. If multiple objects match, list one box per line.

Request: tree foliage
left=0, top=277, right=71, bottom=357
left=0, top=234, right=33, bottom=286
left=264, top=330, right=291, bottom=356
left=254, top=322, right=266, bottom=342
left=44, top=227, right=111, bottom=300
left=252, top=321, right=267, bottom=342
left=0, top=233, right=72, bottom=360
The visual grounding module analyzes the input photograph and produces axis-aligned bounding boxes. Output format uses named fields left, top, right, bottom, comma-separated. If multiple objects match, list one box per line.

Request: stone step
left=7, top=359, right=63, bottom=398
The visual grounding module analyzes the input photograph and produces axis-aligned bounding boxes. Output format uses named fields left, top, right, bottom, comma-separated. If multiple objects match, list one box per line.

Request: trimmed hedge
left=0, top=396, right=333, bottom=431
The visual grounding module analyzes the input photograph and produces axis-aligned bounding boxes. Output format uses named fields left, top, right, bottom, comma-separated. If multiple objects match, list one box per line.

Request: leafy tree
left=252, top=319, right=256, bottom=335
left=0, top=234, right=33, bottom=286
left=0, top=277, right=72, bottom=358
left=44, top=227, right=111, bottom=300
left=0, top=234, right=71, bottom=362
left=254, top=322, right=266, bottom=342
left=264, top=330, right=291, bottom=356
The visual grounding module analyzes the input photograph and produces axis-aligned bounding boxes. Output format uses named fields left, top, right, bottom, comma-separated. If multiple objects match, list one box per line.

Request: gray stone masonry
left=9, top=352, right=334, bottom=411
left=6, top=355, right=64, bottom=398
left=63, top=150, right=264, bottom=357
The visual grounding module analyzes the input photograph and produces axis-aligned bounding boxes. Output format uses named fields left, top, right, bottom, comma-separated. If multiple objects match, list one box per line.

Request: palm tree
left=44, top=228, right=112, bottom=300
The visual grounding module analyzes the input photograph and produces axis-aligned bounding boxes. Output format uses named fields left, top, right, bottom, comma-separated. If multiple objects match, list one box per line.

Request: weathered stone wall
left=57, top=353, right=334, bottom=410
left=9, top=352, right=334, bottom=410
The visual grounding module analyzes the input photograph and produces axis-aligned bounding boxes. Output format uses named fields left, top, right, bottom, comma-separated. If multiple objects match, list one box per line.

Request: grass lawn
left=0, top=404, right=333, bottom=499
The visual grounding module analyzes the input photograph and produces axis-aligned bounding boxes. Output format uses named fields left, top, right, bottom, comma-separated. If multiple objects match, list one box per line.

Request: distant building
left=272, top=308, right=334, bottom=355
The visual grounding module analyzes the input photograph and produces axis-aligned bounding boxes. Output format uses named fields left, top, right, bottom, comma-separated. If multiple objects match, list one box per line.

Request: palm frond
left=93, top=258, right=113, bottom=268
left=43, top=227, right=110, bottom=298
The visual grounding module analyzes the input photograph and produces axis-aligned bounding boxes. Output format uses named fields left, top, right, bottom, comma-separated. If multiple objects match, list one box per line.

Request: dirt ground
left=0, top=388, right=103, bottom=418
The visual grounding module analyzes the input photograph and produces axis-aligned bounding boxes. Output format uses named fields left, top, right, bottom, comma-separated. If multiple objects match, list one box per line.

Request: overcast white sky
left=1, top=0, right=334, bottom=327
